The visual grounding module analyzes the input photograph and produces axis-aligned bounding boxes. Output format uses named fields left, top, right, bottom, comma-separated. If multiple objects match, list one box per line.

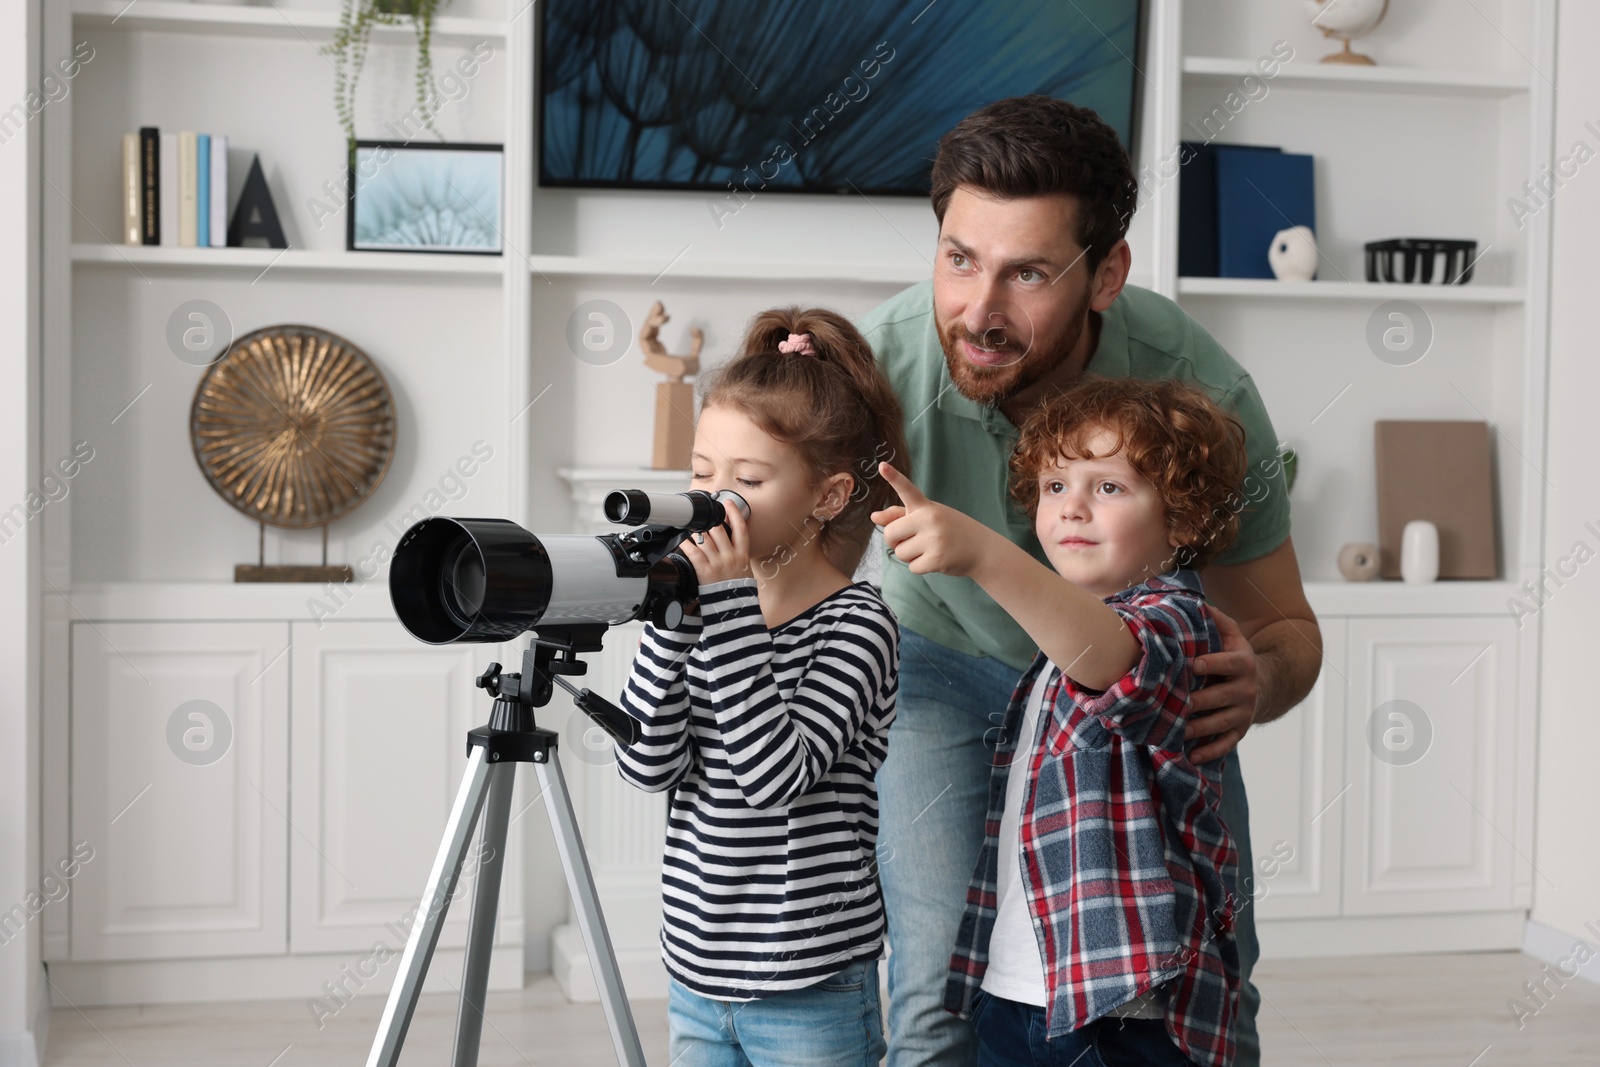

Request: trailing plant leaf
left=326, top=0, right=449, bottom=166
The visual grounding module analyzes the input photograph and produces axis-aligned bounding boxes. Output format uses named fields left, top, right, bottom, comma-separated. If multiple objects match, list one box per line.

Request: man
left=859, top=96, right=1323, bottom=1067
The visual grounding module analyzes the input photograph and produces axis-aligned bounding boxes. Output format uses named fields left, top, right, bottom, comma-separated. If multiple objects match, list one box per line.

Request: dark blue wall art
left=539, top=0, right=1145, bottom=195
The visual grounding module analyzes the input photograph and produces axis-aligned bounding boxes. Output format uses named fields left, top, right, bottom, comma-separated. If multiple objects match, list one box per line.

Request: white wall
left=0, top=1, right=44, bottom=1063
left=1527, top=0, right=1600, bottom=971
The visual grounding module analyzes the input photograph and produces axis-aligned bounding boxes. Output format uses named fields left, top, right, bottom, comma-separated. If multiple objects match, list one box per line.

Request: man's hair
left=1008, top=377, right=1250, bottom=570
left=930, top=95, right=1138, bottom=273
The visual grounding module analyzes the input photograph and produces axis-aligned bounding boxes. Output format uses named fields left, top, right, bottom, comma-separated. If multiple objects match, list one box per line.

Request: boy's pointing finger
left=878, top=462, right=929, bottom=511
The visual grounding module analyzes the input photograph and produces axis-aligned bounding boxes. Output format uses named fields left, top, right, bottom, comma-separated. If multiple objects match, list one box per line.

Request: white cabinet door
left=1235, top=620, right=1346, bottom=920
left=288, top=620, right=521, bottom=954
left=70, top=621, right=289, bottom=960
left=1343, top=616, right=1519, bottom=915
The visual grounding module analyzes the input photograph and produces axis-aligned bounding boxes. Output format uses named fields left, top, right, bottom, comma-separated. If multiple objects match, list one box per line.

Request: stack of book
left=1178, top=141, right=1316, bottom=279
left=120, top=127, right=229, bottom=246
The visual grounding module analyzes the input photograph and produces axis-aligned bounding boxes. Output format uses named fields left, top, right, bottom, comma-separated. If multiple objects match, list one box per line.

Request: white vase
left=1268, top=225, right=1318, bottom=281
left=1400, top=520, right=1440, bottom=583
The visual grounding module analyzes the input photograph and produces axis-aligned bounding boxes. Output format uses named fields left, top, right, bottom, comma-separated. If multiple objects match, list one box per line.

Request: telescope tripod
left=366, top=627, right=647, bottom=1067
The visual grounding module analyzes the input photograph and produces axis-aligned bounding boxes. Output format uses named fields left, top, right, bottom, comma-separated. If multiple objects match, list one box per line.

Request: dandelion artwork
left=348, top=142, right=503, bottom=254
left=539, top=0, right=1143, bottom=195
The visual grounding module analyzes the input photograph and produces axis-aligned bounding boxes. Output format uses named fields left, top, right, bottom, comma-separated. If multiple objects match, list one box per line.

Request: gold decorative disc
left=190, top=325, right=396, bottom=529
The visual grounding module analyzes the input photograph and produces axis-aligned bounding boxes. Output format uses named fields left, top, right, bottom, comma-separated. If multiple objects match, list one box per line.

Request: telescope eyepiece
left=602, top=489, right=748, bottom=531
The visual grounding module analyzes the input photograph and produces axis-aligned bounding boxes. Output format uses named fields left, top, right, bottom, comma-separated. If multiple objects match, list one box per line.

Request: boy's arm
left=968, top=536, right=1140, bottom=692
left=871, top=462, right=1138, bottom=692
left=1057, top=595, right=1210, bottom=748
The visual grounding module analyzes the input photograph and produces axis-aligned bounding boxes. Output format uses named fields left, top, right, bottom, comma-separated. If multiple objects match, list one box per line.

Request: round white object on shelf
left=1337, top=542, right=1382, bottom=581
left=1269, top=226, right=1319, bottom=281
left=1400, top=520, right=1440, bottom=583
left=1303, top=0, right=1387, bottom=37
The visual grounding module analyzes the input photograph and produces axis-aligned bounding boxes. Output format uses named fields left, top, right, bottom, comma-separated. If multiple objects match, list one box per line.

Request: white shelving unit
left=1181, top=55, right=1529, bottom=98
left=41, top=0, right=537, bottom=1008
left=1175, top=276, right=1525, bottom=303
left=71, top=0, right=508, bottom=44
left=71, top=241, right=507, bottom=274
left=1156, top=1, right=1555, bottom=958
left=36, top=0, right=1558, bottom=1005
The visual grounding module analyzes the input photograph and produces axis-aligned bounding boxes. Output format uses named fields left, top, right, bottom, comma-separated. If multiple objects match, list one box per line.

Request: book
left=197, top=133, right=210, bottom=248
left=121, top=133, right=140, bottom=244
left=159, top=132, right=177, bottom=246
left=1177, top=141, right=1281, bottom=278
left=1374, top=420, right=1498, bottom=579
left=1214, top=147, right=1315, bottom=279
left=209, top=134, right=228, bottom=247
left=139, top=127, right=159, bottom=244
left=178, top=130, right=198, bottom=247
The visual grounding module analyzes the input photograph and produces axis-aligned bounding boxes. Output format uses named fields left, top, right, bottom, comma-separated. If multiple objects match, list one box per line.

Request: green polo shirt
left=860, top=280, right=1291, bottom=673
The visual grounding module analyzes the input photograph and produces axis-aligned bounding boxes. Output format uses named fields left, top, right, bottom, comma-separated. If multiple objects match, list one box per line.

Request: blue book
left=1215, top=147, right=1315, bottom=279
left=1178, top=142, right=1281, bottom=278
left=197, top=134, right=211, bottom=248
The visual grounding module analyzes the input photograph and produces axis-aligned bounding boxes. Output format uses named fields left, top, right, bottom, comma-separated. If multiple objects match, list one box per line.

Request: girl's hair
left=1008, top=376, right=1249, bottom=570
left=700, top=306, right=909, bottom=576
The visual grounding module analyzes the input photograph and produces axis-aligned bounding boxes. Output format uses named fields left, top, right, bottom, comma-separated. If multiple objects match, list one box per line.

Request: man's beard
left=937, top=295, right=1090, bottom=407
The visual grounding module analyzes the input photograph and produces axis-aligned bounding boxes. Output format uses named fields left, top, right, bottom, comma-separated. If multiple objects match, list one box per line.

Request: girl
left=615, top=307, right=908, bottom=1067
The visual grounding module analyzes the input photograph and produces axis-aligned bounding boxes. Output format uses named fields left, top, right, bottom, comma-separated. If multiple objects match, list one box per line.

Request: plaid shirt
left=945, top=569, right=1240, bottom=1067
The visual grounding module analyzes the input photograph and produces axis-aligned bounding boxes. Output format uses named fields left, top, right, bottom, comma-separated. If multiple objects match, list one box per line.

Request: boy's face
left=1033, top=426, right=1180, bottom=598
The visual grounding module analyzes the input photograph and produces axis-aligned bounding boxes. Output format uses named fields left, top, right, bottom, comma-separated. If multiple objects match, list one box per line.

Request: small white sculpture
left=1338, top=542, right=1381, bottom=582
left=1401, top=520, right=1440, bottom=584
left=1268, top=225, right=1319, bottom=281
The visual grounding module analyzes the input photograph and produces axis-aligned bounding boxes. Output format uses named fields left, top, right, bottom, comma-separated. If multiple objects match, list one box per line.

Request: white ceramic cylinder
left=1400, top=520, right=1440, bottom=583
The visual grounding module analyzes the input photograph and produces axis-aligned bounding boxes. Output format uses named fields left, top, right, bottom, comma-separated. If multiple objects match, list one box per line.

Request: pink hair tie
left=777, top=332, right=817, bottom=356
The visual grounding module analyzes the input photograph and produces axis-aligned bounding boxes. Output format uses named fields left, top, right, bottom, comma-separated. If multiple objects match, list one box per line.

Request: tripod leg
left=537, top=755, right=649, bottom=1067
left=450, top=760, right=515, bottom=1067
left=367, top=744, right=494, bottom=1067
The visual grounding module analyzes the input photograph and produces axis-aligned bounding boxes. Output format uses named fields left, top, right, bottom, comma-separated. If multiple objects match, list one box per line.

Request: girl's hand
left=678, top=498, right=754, bottom=586
left=870, top=462, right=992, bottom=579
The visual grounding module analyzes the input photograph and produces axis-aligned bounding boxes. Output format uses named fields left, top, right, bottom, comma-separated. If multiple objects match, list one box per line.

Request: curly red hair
left=1009, top=377, right=1250, bottom=570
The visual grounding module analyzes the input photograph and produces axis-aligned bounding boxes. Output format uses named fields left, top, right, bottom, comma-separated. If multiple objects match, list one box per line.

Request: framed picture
left=347, top=141, right=503, bottom=254
left=538, top=0, right=1145, bottom=195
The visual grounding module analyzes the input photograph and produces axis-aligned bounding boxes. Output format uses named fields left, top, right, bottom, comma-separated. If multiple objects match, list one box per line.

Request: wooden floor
left=44, top=952, right=1600, bottom=1065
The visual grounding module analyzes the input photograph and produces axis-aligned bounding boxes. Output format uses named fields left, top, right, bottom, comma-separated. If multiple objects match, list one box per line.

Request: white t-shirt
left=981, top=661, right=1170, bottom=1020
left=982, top=667, right=1052, bottom=1005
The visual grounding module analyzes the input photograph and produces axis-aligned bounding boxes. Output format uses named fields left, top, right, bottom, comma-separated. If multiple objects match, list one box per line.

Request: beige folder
left=1374, top=420, right=1499, bottom=579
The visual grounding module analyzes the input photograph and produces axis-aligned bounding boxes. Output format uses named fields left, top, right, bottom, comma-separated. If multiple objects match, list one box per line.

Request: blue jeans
left=973, top=991, right=1194, bottom=1067
left=877, top=627, right=1260, bottom=1067
left=667, top=959, right=887, bottom=1067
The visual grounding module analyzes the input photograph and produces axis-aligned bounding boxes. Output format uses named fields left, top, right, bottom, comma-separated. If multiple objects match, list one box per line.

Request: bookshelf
left=1181, top=55, right=1530, bottom=98
left=71, top=0, right=509, bottom=44
left=1175, top=277, right=1526, bottom=303
left=1155, top=0, right=1554, bottom=960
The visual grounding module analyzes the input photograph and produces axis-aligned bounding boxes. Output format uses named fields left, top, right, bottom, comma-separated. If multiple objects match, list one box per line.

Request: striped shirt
left=615, top=577, right=899, bottom=1000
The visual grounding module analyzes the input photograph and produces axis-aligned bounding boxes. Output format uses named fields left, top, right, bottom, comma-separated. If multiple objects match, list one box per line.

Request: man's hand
left=678, top=501, right=753, bottom=586
left=870, top=462, right=995, bottom=579
left=1186, top=603, right=1258, bottom=764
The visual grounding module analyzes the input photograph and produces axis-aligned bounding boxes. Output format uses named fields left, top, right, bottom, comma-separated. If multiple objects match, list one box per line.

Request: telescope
left=389, top=487, right=750, bottom=644
left=367, top=487, right=749, bottom=1067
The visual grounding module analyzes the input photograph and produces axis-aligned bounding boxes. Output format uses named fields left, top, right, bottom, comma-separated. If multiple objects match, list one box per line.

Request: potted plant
left=326, top=0, right=450, bottom=161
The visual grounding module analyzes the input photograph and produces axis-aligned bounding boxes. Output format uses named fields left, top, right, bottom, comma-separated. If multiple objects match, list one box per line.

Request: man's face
left=932, top=187, right=1096, bottom=405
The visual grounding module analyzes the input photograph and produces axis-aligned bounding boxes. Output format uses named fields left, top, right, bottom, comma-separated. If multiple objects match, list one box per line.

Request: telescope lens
left=439, top=536, right=487, bottom=629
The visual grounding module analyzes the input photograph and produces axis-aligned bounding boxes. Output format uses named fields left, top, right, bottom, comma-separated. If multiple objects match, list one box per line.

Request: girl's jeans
left=667, top=958, right=887, bottom=1067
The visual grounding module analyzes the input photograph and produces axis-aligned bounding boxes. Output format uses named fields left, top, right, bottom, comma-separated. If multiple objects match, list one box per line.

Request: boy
left=871, top=376, right=1247, bottom=1067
